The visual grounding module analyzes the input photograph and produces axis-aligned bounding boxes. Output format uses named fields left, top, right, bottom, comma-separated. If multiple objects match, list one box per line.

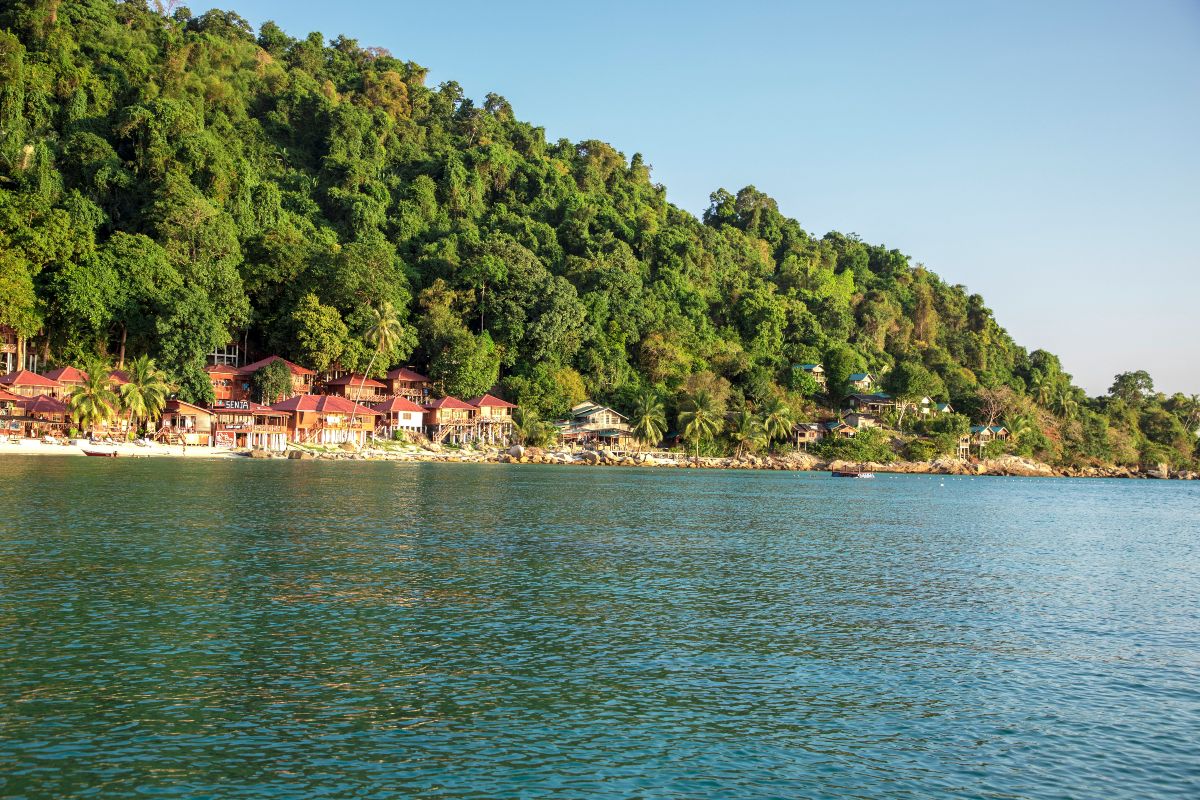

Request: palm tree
left=349, top=302, right=404, bottom=443
left=1005, top=413, right=1037, bottom=447
left=728, top=407, right=764, bottom=459
left=630, top=389, right=667, bottom=451
left=761, top=397, right=794, bottom=451
left=119, top=355, right=170, bottom=434
left=1055, top=389, right=1079, bottom=422
left=513, top=407, right=549, bottom=447
left=69, top=368, right=120, bottom=437
left=1032, top=372, right=1054, bottom=407
left=678, top=389, right=721, bottom=460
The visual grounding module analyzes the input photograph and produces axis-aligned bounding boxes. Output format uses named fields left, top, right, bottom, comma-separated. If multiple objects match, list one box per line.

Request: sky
left=190, top=0, right=1200, bottom=396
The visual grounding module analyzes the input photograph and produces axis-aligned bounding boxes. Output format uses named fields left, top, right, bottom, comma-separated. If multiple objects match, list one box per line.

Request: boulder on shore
left=508, top=445, right=525, bottom=460
left=286, top=450, right=314, bottom=460
left=249, top=449, right=272, bottom=459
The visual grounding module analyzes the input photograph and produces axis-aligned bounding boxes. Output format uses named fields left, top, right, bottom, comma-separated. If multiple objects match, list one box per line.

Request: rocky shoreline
left=272, top=444, right=1196, bottom=480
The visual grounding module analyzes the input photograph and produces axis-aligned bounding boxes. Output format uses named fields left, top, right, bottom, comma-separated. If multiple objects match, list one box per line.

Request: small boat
left=81, top=447, right=119, bottom=458
left=831, top=469, right=874, bottom=478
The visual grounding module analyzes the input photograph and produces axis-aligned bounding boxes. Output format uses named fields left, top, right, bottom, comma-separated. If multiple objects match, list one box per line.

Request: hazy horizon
left=191, top=0, right=1200, bottom=396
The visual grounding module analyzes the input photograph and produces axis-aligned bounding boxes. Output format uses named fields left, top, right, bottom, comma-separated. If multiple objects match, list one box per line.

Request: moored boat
left=81, top=447, right=119, bottom=458
left=831, top=469, right=874, bottom=478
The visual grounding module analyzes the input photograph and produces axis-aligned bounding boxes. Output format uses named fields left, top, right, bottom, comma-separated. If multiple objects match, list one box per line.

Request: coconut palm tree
left=630, top=389, right=667, bottom=451
left=1054, top=389, right=1079, bottom=422
left=119, top=355, right=170, bottom=434
left=1005, top=413, right=1038, bottom=448
left=513, top=407, right=551, bottom=447
left=1032, top=372, right=1054, bottom=407
left=348, top=302, right=404, bottom=442
left=69, top=368, right=120, bottom=437
left=728, top=407, right=764, bottom=459
left=761, top=397, right=794, bottom=451
left=678, top=388, right=721, bottom=460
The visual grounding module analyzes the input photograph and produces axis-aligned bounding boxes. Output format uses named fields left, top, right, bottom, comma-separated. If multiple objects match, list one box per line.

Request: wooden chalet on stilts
left=467, top=394, right=517, bottom=444
left=159, top=400, right=215, bottom=446
left=208, top=400, right=290, bottom=451
left=270, top=394, right=380, bottom=446
left=371, top=395, right=425, bottom=439
left=422, top=396, right=477, bottom=444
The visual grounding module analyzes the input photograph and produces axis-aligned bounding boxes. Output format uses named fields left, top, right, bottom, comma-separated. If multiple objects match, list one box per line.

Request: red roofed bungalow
left=324, top=373, right=387, bottom=404
left=372, top=395, right=425, bottom=438
left=271, top=394, right=380, bottom=446
left=15, top=394, right=71, bottom=438
left=0, top=370, right=63, bottom=399
left=108, top=369, right=130, bottom=386
left=423, top=396, right=477, bottom=444
left=43, top=365, right=90, bottom=395
left=468, top=393, right=517, bottom=444
left=208, top=399, right=290, bottom=451
left=383, top=367, right=431, bottom=402
left=238, top=356, right=315, bottom=399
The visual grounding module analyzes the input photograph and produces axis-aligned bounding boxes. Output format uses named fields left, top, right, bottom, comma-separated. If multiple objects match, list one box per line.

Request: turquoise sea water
left=0, top=456, right=1197, bottom=799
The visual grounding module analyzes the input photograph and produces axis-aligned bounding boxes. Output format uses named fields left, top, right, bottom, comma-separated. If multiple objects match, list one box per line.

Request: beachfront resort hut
left=42, top=366, right=90, bottom=397
left=0, top=326, right=19, bottom=375
left=555, top=400, right=635, bottom=449
left=372, top=396, right=425, bottom=438
left=160, top=400, right=215, bottom=446
left=12, top=395, right=70, bottom=439
left=468, top=394, right=517, bottom=444
left=422, top=396, right=478, bottom=444
left=209, top=400, right=291, bottom=451
left=271, top=394, right=380, bottom=446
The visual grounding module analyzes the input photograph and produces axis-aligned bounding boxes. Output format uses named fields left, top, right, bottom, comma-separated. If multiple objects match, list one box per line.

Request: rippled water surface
left=1, top=456, right=1198, bottom=798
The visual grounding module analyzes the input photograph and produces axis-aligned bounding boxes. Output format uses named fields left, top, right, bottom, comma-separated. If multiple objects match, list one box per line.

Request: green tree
left=291, top=294, right=348, bottom=373
left=253, top=359, right=294, bottom=405
left=69, top=365, right=120, bottom=436
left=678, top=388, right=722, bottom=459
left=630, top=389, right=667, bottom=450
left=760, top=397, right=794, bottom=450
left=885, top=361, right=945, bottom=431
left=728, top=407, right=764, bottom=458
left=119, top=355, right=170, bottom=433
left=1109, top=371, right=1154, bottom=404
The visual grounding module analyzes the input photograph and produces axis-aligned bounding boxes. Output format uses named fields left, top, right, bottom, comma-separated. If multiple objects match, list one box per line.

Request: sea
left=1, top=456, right=1197, bottom=798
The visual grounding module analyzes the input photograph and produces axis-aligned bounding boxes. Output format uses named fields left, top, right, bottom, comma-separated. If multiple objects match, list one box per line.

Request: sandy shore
left=0, top=440, right=241, bottom=459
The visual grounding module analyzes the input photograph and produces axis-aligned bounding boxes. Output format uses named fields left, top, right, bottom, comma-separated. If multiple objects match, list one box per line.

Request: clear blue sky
left=193, top=0, right=1200, bottom=396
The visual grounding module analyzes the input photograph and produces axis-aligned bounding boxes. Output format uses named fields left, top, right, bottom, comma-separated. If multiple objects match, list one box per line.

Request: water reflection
left=1, top=458, right=1197, bottom=798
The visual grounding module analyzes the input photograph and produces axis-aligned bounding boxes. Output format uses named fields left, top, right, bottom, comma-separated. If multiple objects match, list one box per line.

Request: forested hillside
left=1, top=0, right=1195, bottom=466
